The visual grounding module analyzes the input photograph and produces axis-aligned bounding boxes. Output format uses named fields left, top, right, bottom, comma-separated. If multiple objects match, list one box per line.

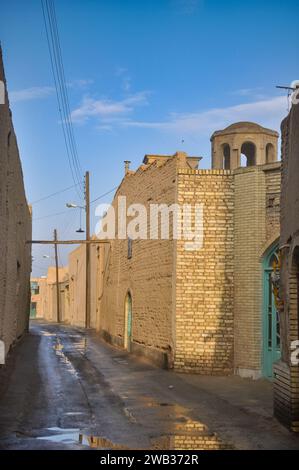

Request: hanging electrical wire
left=59, top=207, right=80, bottom=238
left=90, top=186, right=118, bottom=205
left=31, top=181, right=83, bottom=205
left=33, top=185, right=118, bottom=222
left=33, top=209, right=70, bottom=221
left=41, top=0, right=84, bottom=201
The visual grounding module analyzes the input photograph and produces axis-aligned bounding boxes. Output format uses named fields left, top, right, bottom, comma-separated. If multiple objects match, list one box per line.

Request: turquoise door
left=125, top=292, right=132, bottom=350
left=263, top=247, right=281, bottom=378
left=30, top=302, right=37, bottom=319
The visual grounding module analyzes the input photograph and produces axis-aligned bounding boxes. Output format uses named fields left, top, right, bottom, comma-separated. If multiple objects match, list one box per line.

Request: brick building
left=274, top=101, right=299, bottom=432
left=96, top=121, right=281, bottom=379
left=33, top=267, right=69, bottom=322
left=0, top=48, right=32, bottom=362
left=36, top=121, right=282, bottom=382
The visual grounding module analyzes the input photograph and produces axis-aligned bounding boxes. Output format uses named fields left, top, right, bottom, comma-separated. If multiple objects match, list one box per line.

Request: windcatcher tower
left=211, top=122, right=279, bottom=170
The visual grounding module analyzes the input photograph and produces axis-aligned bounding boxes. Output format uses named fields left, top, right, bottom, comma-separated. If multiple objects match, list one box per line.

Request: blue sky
left=0, top=0, right=298, bottom=275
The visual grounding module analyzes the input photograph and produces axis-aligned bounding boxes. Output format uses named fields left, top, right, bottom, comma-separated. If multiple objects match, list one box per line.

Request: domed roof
left=211, top=121, right=279, bottom=139
left=225, top=122, right=265, bottom=131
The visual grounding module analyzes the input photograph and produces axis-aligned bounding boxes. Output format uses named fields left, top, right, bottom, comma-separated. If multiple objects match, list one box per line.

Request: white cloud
left=67, top=79, right=94, bottom=89
left=122, top=76, right=131, bottom=92
left=71, top=91, right=150, bottom=124
left=115, top=67, right=128, bottom=77
left=229, top=87, right=267, bottom=100
left=9, top=78, right=94, bottom=104
left=172, top=0, right=204, bottom=15
left=9, top=86, right=54, bottom=103
left=122, top=95, right=288, bottom=137
left=114, top=67, right=132, bottom=92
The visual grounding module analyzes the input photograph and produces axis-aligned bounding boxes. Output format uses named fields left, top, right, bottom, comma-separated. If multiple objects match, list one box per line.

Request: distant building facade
left=274, top=102, right=299, bottom=432
left=31, top=267, right=69, bottom=323
left=0, top=48, right=32, bottom=362
left=30, top=278, right=44, bottom=318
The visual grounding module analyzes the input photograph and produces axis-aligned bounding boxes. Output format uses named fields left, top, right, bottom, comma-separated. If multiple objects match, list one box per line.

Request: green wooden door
left=263, top=248, right=281, bottom=378
left=30, top=302, right=37, bottom=319
left=125, top=292, right=132, bottom=350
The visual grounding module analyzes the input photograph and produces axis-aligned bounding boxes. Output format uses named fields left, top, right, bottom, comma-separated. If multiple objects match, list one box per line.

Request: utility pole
left=54, top=229, right=60, bottom=323
left=85, top=171, right=91, bottom=328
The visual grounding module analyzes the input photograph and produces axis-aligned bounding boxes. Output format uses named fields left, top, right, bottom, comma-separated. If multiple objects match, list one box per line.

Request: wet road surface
left=0, top=320, right=298, bottom=450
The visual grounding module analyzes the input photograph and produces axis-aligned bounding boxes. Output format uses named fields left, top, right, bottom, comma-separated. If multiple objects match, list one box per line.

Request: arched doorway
left=124, top=291, right=132, bottom=351
left=262, top=244, right=281, bottom=378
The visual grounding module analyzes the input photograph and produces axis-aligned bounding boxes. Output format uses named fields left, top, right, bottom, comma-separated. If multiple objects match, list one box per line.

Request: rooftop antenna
left=276, top=84, right=297, bottom=111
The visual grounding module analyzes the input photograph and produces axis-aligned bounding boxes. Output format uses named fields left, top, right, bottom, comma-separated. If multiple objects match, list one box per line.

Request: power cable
left=33, top=186, right=117, bottom=222
left=33, top=209, right=69, bottom=221
left=31, top=181, right=83, bottom=205
left=90, top=186, right=118, bottom=205
left=41, top=0, right=84, bottom=200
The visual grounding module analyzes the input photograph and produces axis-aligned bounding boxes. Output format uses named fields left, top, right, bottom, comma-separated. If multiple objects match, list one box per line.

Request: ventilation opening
left=240, top=142, right=256, bottom=167
left=222, top=144, right=231, bottom=170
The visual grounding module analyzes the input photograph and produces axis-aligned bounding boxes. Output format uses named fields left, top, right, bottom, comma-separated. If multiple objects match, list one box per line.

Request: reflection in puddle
left=151, top=418, right=233, bottom=450
left=36, top=427, right=127, bottom=449
left=140, top=396, right=233, bottom=450
left=53, top=339, right=79, bottom=379
left=36, top=424, right=232, bottom=450
left=40, top=330, right=56, bottom=337
left=37, top=427, right=80, bottom=445
left=73, top=338, right=87, bottom=354
left=79, top=434, right=127, bottom=449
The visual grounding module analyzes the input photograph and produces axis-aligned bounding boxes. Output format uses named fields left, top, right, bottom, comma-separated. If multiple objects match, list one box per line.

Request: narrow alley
left=0, top=320, right=298, bottom=451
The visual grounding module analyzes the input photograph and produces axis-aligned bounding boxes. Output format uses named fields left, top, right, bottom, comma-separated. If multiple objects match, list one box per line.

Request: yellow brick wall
left=0, top=50, right=32, bottom=358
left=99, top=157, right=178, bottom=365
left=174, top=169, right=234, bottom=374
left=265, top=164, right=281, bottom=241
left=234, top=163, right=280, bottom=376
left=233, top=167, right=266, bottom=374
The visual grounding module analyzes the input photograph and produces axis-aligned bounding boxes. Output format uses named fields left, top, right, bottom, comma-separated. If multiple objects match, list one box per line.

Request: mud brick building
left=0, top=48, right=32, bottom=362
left=37, top=121, right=283, bottom=383
left=97, top=122, right=282, bottom=379
left=274, top=101, right=299, bottom=432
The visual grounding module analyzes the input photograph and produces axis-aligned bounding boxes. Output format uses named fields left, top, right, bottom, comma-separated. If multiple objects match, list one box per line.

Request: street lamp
left=66, top=171, right=91, bottom=329
left=66, top=202, right=85, bottom=233
left=65, top=203, right=85, bottom=209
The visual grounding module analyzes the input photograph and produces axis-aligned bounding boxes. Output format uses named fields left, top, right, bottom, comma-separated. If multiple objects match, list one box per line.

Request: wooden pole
left=85, top=171, right=91, bottom=329
left=54, top=229, right=60, bottom=323
left=27, top=240, right=109, bottom=245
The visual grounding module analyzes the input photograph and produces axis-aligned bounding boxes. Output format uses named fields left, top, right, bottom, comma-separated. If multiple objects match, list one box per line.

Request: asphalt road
left=0, top=320, right=298, bottom=450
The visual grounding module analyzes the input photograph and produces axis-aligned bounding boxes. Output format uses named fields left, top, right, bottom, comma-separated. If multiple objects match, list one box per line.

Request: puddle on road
left=53, top=339, right=79, bottom=379
left=35, top=423, right=233, bottom=450
left=40, top=330, right=56, bottom=337
left=137, top=396, right=234, bottom=450
left=36, top=427, right=127, bottom=449
left=37, top=427, right=80, bottom=445
left=35, top=398, right=233, bottom=450
left=151, top=417, right=233, bottom=450
left=73, top=338, right=87, bottom=354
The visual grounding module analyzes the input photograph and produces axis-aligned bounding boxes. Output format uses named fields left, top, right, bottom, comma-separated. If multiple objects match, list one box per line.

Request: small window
left=128, top=237, right=132, bottom=259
